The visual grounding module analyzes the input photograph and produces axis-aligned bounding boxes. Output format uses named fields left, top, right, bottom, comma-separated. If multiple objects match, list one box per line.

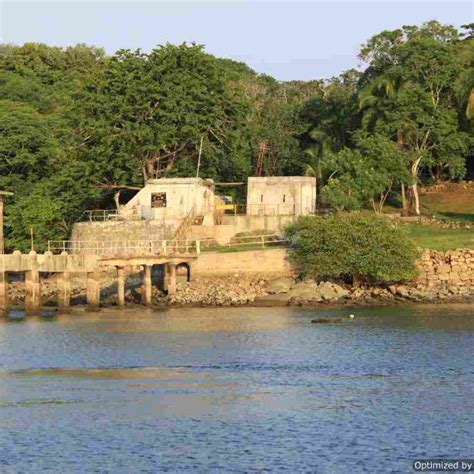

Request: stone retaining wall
left=417, top=249, right=474, bottom=296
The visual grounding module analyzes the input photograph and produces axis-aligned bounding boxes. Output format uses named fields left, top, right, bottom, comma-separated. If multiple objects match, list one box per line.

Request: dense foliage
left=285, top=214, right=420, bottom=284
left=0, top=21, right=472, bottom=250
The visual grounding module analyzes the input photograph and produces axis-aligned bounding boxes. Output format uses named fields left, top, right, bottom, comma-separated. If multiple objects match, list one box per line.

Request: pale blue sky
left=1, top=0, right=472, bottom=80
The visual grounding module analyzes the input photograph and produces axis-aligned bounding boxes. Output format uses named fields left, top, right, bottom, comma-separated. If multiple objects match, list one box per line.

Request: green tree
left=75, top=43, right=250, bottom=186
left=285, top=213, right=419, bottom=285
left=359, top=21, right=471, bottom=214
left=322, top=133, right=409, bottom=212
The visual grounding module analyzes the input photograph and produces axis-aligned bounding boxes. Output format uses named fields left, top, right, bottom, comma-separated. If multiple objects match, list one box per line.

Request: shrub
left=285, top=213, right=419, bottom=285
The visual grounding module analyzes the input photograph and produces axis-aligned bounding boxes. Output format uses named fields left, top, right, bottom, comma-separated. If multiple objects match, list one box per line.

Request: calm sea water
left=0, top=305, right=473, bottom=473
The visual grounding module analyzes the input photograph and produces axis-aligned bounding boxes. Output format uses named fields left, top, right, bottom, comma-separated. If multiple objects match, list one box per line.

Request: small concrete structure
left=246, top=177, right=316, bottom=216
left=0, top=248, right=196, bottom=316
left=121, top=178, right=216, bottom=223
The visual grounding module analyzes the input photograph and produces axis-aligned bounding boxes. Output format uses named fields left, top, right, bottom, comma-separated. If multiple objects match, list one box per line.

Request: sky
left=0, top=0, right=472, bottom=81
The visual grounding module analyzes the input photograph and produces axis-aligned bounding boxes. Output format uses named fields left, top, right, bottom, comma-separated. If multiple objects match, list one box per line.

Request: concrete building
left=121, top=178, right=216, bottom=224
left=246, top=177, right=316, bottom=216
left=71, top=175, right=317, bottom=245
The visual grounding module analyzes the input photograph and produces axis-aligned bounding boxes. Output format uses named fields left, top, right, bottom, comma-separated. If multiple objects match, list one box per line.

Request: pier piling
left=167, top=263, right=177, bottom=295
left=117, top=266, right=125, bottom=307
left=142, top=265, right=152, bottom=306
left=25, top=268, right=41, bottom=315
left=0, top=272, right=8, bottom=317
left=86, top=271, right=101, bottom=310
left=57, top=271, right=71, bottom=312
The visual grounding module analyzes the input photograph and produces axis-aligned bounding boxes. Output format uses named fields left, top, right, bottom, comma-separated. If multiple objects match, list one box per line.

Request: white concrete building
left=246, top=176, right=316, bottom=216
left=121, top=178, right=216, bottom=223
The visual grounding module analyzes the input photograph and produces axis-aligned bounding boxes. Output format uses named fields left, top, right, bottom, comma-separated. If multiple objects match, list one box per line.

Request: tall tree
left=75, top=43, right=250, bottom=186
left=359, top=21, right=471, bottom=214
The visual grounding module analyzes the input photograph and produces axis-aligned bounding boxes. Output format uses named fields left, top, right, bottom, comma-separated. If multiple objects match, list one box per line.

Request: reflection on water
left=1, top=305, right=474, bottom=472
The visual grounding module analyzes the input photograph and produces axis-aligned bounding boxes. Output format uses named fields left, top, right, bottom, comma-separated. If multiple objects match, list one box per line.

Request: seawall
left=417, top=249, right=474, bottom=297
left=193, top=248, right=293, bottom=276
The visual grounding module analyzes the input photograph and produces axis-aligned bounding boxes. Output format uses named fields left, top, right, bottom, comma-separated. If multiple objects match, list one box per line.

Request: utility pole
left=196, top=135, right=204, bottom=178
left=0, top=191, right=13, bottom=254
left=255, top=140, right=269, bottom=177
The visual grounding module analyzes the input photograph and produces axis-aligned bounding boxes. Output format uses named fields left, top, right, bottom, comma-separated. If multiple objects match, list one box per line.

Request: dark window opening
left=282, top=194, right=286, bottom=203
left=151, top=192, right=167, bottom=208
left=260, top=194, right=264, bottom=203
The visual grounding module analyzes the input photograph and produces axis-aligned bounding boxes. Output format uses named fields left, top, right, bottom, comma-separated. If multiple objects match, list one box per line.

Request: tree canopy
left=0, top=21, right=472, bottom=250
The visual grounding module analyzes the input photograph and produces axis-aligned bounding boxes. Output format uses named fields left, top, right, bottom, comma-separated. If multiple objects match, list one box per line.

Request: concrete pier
left=0, top=248, right=196, bottom=314
left=57, top=271, right=71, bottom=312
left=25, top=268, right=41, bottom=315
left=0, top=272, right=8, bottom=317
left=117, top=266, right=125, bottom=307
left=86, top=271, right=101, bottom=310
left=142, top=265, right=152, bottom=306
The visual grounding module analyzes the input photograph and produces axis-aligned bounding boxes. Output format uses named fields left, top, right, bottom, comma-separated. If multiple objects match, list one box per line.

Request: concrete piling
left=117, top=266, right=125, bottom=307
left=167, top=263, right=177, bottom=295
left=142, top=265, right=152, bottom=306
left=25, top=268, right=41, bottom=315
left=0, top=272, right=8, bottom=317
left=86, top=271, right=101, bottom=310
left=57, top=271, right=71, bottom=312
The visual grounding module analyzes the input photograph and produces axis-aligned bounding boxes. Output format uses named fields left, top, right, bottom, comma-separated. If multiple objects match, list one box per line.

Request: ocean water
left=0, top=305, right=473, bottom=473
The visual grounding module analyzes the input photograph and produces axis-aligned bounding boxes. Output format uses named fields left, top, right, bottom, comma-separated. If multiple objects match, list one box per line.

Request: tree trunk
left=401, top=184, right=408, bottom=216
left=412, top=183, right=420, bottom=216
left=410, top=158, right=422, bottom=216
left=146, top=158, right=155, bottom=180
left=113, top=192, right=121, bottom=211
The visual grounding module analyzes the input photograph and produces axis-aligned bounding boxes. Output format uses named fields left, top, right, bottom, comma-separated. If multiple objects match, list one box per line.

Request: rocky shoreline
left=6, top=272, right=474, bottom=310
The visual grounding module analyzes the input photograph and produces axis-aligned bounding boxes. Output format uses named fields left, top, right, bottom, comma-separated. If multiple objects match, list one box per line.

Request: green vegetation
left=286, top=214, right=420, bottom=284
left=403, top=224, right=474, bottom=251
left=0, top=21, right=473, bottom=250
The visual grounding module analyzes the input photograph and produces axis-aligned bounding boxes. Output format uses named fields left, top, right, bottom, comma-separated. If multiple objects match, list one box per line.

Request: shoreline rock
left=6, top=271, right=474, bottom=310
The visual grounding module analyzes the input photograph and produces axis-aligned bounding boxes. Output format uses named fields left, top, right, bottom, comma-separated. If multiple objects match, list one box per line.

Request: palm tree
left=358, top=76, right=414, bottom=214
left=358, top=75, right=398, bottom=131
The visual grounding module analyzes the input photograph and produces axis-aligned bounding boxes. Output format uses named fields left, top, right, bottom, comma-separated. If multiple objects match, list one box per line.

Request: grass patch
left=201, top=243, right=286, bottom=253
left=403, top=223, right=474, bottom=251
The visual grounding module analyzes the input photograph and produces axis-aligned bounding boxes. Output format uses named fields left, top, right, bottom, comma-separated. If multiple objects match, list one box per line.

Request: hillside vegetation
left=0, top=21, right=473, bottom=250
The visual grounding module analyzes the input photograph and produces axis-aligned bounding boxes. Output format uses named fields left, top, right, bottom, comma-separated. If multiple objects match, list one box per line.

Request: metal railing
left=198, top=234, right=290, bottom=252
left=47, top=234, right=290, bottom=256
left=83, top=210, right=121, bottom=222
left=47, top=239, right=199, bottom=256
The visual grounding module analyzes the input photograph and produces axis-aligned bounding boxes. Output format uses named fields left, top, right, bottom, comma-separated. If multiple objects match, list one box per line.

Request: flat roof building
left=246, top=176, right=316, bottom=216
left=121, top=178, right=216, bottom=223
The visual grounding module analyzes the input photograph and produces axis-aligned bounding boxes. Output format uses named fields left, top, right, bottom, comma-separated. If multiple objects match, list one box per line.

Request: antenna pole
left=196, top=136, right=204, bottom=178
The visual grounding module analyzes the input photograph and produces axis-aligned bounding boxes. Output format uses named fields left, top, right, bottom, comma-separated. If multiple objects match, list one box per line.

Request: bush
left=285, top=213, right=419, bottom=285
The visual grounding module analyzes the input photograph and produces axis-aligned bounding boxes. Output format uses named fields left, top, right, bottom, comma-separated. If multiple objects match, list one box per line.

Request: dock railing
left=47, top=239, right=198, bottom=256
left=47, top=234, right=290, bottom=256
left=193, top=234, right=290, bottom=253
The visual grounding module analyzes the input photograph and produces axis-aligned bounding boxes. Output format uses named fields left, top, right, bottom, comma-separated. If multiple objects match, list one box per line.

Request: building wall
left=220, top=215, right=298, bottom=235
left=122, top=178, right=215, bottom=220
left=246, top=177, right=316, bottom=216
left=72, top=215, right=299, bottom=247
left=71, top=220, right=179, bottom=243
left=192, top=249, right=293, bottom=276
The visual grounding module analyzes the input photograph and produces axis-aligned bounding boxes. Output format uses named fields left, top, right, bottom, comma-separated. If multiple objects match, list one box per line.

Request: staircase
left=170, top=205, right=197, bottom=252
